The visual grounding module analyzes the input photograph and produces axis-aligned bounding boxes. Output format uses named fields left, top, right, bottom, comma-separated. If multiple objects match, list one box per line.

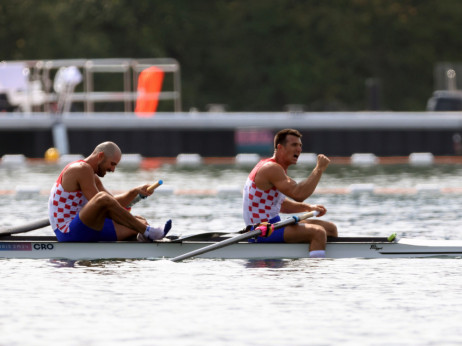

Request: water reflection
left=244, top=259, right=288, bottom=268
left=49, top=259, right=99, bottom=267
left=48, top=258, right=128, bottom=268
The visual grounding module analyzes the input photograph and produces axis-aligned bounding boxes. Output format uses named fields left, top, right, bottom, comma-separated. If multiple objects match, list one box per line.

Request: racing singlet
left=242, top=158, right=286, bottom=225
left=48, top=161, right=88, bottom=234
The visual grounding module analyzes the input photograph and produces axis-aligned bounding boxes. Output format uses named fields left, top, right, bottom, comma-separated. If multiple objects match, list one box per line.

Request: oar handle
left=128, top=180, right=163, bottom=207
left=147, top=180, right=163, bottom=193
left=277, top=210, right=319, bottom=229
left=170, top=210, right=319, bottom=262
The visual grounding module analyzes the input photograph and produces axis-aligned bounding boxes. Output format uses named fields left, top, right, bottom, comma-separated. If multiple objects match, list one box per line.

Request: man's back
left=48, top=161, right=88, bottom=233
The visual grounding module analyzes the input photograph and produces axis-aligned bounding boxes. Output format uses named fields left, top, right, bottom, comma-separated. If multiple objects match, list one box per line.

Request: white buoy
left=415, top=183, right=440, bottom=193
left=176, top=153, right=203, bottom=166
left=351, top=153, right=378, bottom=166
left=1, top=154, right=27, bottom=166
left=348, top=183, right=376, bottom=194
left=15, top=185, right=41, bottom=198
left=151, top=185, right=174, bottom=195
left=296, top=153, right=317, bottom=166
left=119, top=153, right=143, bottom=169
left=409, top=152, right=434, bottom=166
left=217, top=186, right=242, bottom=197
left=235, top=153, right=260, bottom=166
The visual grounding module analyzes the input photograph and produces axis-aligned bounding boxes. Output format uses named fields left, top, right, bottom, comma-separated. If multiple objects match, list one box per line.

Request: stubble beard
left=96, top=164, right=106, bottom=177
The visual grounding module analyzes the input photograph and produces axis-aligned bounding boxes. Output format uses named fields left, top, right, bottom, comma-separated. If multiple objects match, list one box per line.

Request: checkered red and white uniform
left=243, top=158, right=286, bottom=225
left=48, top=161, right=88, bottom=234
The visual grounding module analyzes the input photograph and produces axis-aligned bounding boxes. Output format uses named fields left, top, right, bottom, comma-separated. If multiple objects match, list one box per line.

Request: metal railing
left=0, top=58, right=181, bottom=113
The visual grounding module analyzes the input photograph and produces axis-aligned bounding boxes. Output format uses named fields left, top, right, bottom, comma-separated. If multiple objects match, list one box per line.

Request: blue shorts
left=248, top=216, right=285, bottom=243
left=54, top=214, right=117, bottom=242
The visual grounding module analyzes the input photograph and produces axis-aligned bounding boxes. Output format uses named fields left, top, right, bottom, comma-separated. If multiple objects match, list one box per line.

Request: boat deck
left=0, top=235, right=393, bottom=243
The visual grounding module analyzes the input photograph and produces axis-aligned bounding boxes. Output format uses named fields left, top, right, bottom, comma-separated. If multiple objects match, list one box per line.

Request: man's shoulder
left=68, top=160, right=91, bottom=170
left=255, top=159, right=286, bottom=186
left=259, top=159, right=284, bottom=173
left=251, top=159, right=277, bottom=177
left=64, top=161, right=93, bottom=177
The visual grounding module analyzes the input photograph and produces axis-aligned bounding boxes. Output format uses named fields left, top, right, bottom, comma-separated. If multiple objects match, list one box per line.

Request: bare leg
left=283, top=223, right=327, bottom=251
left=113, top=216, right=149, bottom=240
left=78, top=191, right=148, bottom=234
left=306, top=219, right=338, bottom=237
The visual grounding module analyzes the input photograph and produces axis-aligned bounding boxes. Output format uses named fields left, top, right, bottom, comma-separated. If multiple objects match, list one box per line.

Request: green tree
left=2, top=0, right=462, bottom=111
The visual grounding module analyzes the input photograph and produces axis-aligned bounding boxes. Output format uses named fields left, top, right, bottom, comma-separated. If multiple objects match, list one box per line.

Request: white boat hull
left=1, top=236, right=462, bottom=260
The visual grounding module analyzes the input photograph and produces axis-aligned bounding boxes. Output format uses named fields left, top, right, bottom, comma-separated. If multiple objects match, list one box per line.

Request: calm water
left=1, top=162, right=462, bottom=345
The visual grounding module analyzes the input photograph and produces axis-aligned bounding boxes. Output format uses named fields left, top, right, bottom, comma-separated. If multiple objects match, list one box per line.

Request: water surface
left=1, top=163, right=462, bottom=345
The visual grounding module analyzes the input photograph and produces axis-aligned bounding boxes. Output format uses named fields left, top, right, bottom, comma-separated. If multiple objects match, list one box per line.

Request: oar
left=0, top=217, right=51, bottom=237
left=171, top=210, right=319, bottom=262
left=128, top=180, right=163, bottom=207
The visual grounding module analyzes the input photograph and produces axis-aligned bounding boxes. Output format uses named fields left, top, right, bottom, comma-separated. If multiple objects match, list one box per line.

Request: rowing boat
left=1, top=233, right=462, bottom=260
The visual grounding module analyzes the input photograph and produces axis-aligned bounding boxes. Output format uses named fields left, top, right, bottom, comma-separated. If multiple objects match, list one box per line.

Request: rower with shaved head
left=48, top=141, right=171, bottom=242
left=242, top=129, right=337, bottom=258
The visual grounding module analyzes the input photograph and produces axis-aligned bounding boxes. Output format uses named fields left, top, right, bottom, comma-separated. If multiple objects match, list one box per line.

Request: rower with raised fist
left=242, top=129, right=337, bottom=258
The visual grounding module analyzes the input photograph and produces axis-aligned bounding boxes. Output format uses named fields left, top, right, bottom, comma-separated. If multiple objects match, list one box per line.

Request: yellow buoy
left=44, top=147, right=60, bottom=162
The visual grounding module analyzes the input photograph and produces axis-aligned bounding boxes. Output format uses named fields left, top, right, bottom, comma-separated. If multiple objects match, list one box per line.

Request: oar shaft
left=171, top=211, right=318, bottom=262
left=0, top=218, right=51, bottom=236
left=171, top=229, right=261, bottom=262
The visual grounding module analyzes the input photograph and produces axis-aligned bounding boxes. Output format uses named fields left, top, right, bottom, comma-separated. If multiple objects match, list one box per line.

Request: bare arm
left=62, top=162, right=101, bottom=201
left=65, top=164, right=155, bottom=208
left=280, top=198, right=327, bottom=216
left=256, top=154, right=330, bottom=202
left=113, top=184, right=154, bottom=207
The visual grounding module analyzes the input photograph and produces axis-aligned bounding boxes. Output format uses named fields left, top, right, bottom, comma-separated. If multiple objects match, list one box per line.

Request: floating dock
left=2, top=111, right=462, bottom=157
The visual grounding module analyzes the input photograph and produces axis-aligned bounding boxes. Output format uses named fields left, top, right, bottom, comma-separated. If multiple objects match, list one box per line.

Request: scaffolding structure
left=0, top=58, right=181, bottom=113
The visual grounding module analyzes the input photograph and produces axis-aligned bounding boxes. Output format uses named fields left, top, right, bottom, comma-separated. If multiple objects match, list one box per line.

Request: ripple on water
left=1, top=165, right=462, bottom=345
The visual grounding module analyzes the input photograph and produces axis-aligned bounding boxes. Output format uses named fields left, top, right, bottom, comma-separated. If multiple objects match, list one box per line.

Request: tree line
left=1, top=0, right=461, bottom=112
